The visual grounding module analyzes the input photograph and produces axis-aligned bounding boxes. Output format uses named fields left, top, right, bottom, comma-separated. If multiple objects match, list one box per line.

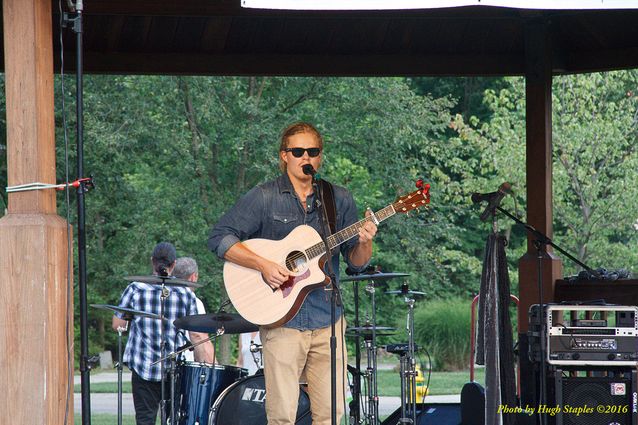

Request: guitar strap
left=320, top=179, right=337, bottom=235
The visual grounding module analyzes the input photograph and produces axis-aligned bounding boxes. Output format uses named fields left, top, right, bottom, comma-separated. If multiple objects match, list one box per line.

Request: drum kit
left=91, top=271, right=426, bottom=425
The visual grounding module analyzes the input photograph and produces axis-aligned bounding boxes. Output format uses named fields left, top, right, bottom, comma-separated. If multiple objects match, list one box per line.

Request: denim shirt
left=208, top=173, right=368, bottom=330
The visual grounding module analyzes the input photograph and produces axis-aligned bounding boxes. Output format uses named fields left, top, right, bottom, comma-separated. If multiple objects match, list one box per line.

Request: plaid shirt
left=116, top=281, right=198, bottom=381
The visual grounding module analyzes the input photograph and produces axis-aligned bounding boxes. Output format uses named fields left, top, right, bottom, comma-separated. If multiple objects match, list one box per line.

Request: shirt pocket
left=270, top=213, right=299, bottom=239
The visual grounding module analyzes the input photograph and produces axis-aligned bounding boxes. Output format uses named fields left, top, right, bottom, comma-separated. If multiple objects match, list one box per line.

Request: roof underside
left=6, top=0, right=638, bottom=76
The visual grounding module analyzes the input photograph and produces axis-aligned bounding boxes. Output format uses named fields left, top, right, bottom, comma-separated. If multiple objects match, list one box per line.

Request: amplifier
left=544, top=305, right=638, bottom=366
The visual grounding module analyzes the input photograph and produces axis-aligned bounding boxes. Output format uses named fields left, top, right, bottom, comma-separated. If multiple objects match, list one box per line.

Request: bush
left=410, top=297, right=472, bottom=371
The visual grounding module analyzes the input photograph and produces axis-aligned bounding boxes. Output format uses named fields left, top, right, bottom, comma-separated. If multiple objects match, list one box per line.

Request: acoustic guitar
left=223, top=182, right=430, bottom=327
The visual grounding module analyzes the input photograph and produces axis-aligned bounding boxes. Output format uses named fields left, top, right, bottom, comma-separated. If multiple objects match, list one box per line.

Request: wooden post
left=0, top=0, right=72, bottom=424
left=518, top=19, right=563, bottom=332
left=518, top=19, right=563, bottom=408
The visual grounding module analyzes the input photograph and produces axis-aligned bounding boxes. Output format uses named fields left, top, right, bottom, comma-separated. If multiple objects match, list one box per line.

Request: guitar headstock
left=392, top=182, right=431, bottom=214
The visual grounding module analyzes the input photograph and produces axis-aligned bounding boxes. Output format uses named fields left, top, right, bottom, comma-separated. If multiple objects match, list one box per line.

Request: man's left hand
left=358, top=210, right=378, bottom=244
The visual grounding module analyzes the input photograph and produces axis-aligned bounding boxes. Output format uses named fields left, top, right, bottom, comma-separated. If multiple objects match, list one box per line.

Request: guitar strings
left=281, top=202, right=404, bottom=268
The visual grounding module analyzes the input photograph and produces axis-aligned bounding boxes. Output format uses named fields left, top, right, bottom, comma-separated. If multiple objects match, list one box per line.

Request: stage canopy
left=0, top=1, right=635, bottom=76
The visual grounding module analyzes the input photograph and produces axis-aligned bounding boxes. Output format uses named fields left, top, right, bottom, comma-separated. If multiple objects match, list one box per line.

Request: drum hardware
left=151, top=330, right=228, bottom=425
left=249, top=342, right=264, bottom=371
left=152, top=330, right=224, bottom=366
left=91, top=304, right=163, bottom=425
left=386, top=285, right=424, bottom=425
left=346, top=326, right=397, bottom=339
left=343, top=271, right=408, bottom=425
left=174, top=313, right=259, bottom=335
left=341, top=272, right=410, bottom=285
left=124, top=274, right=204, bottom=289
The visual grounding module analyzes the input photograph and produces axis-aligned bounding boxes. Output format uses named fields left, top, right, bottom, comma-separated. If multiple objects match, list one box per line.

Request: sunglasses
left=283, top=147, right=322, bottom=158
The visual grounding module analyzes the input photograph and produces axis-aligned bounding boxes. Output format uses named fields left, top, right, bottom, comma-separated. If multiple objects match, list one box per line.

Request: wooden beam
left=57, top=51, right=526, bottom=76
left=562, top=47, right=638, bottom=74
left=0, top=1, right=72, bottom=424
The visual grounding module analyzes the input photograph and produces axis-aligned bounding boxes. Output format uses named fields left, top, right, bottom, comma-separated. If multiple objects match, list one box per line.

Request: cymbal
left=91, top=304, right=162, bottom=320
left=174, top=313, right=259, bottom=334
left=346, top=325, right=396, bottom=338
left=385, top=290, right=426, bottom=297
left=124, top=275, right=203, bottom=288
left=341, top=272, right=409, bottom=283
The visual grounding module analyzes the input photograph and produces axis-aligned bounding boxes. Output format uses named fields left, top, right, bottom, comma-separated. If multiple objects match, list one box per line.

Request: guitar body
left=223, top=225, right=329, bottom=328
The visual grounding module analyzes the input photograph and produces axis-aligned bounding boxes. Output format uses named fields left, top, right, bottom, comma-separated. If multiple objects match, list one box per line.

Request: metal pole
left=68, top=5, right=91, bottom=424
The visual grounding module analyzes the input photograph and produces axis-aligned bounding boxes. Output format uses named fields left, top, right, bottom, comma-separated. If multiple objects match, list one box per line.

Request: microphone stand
left=492, top=205, right=600, bottom=425
left=62, top=4, right=91, bottom=424
left=312, top=176, right=341, bottom=425
left=351, top=279, right=362, bottom=425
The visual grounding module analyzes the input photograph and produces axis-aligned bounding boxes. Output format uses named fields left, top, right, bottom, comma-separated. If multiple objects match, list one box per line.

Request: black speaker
left=381, top=403, right=460, bottom=425
left=553, top=369, right=637, bottom=425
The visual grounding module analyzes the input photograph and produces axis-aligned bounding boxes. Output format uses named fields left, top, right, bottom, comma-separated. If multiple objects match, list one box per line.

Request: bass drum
left=177, top=362, right=247, bottom=425
left=208, top=373, right=312, bottom=425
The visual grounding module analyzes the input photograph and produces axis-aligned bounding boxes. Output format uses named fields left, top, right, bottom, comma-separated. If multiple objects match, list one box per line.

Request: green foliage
left=2, top=70, right=637, bottom=363
left=411, top=298, right=472, bottom=371
left=450, top=71, right=638, bottom=277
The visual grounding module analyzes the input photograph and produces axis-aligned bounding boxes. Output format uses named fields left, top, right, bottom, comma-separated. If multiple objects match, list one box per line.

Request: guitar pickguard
left=280, top=268, right=311, bottom=298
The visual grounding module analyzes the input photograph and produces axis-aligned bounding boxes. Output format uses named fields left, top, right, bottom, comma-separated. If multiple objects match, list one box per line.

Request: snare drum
left=177, top=362, right=247, bottom=425
left=208, top=373, right=311, bottom=425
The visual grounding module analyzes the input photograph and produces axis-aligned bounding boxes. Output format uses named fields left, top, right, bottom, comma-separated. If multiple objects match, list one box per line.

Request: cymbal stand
left=152, top=330, right=223, bottom=367
left=365, top=281, right=380, bottom=424
left=397, top=296, right=417, bottom=424
left=115, top=320, right=129, bottom=425
left=159, top=283, right=169, bottom=425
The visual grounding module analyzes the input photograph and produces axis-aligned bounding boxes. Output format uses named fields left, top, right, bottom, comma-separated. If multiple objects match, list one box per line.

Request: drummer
left=111, top=242, right=212, bottom=425
left=172, top=256, right=215, bottom=363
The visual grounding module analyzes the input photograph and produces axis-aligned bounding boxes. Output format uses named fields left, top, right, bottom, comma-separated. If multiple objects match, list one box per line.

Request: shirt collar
left=277, top=173, right=295, bottom=194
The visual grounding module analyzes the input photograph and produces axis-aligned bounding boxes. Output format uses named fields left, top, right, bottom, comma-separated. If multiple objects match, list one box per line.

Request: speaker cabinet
left=553, top=369, right=637, bottom=425
left=381, top=403, right=460, bottom=425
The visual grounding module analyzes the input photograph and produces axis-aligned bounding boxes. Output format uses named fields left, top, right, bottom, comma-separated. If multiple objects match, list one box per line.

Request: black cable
left=415, top=346, right=433, bottom=422
left=58, top=1, right=74, bottom=424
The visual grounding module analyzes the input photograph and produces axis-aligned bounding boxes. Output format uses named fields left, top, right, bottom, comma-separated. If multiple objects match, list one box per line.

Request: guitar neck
left=305, top=204, right=396, bottom=260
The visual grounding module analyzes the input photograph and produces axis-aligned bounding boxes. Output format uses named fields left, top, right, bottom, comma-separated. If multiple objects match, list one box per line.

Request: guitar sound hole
left=285, top=251, right=307, bottom=273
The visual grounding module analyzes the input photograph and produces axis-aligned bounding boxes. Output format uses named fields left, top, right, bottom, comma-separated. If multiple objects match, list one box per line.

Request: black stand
left=62, top=5, right=91, bottom=425
left=312, top=178, right=341, bottom=425
left=350, top=280, right=362, bottom=425
left=115, top=322, right=127, bottom=425
left=158, top=283, right=169, bottom=425
left=493, top=206, right=599, bottom=425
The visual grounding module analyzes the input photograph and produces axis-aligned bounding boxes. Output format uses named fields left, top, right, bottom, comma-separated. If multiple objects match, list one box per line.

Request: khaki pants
left=260, top=317, right=348, bottom=425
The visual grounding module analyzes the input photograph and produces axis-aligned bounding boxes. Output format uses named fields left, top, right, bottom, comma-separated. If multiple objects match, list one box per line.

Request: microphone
left=302, top=164, right=316, bottom=176
left=471, top=182, right=512, bottom=221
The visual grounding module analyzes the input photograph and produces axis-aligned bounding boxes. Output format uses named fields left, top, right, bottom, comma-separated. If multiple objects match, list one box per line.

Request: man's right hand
left=224, top=242, right=291, bottom=289
left=259, top=259, right=291, bottom=289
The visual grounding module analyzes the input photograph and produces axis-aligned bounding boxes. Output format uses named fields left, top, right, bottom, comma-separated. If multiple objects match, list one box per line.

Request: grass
left=75, top=381, right=132, bottom=393
left=412, top=298, right=473, bottom=371
left=77, top=368, right=485, bottom=397
left=74, top=414, right=137, bottom=425
left=374, top=367, right=485, bottom=396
